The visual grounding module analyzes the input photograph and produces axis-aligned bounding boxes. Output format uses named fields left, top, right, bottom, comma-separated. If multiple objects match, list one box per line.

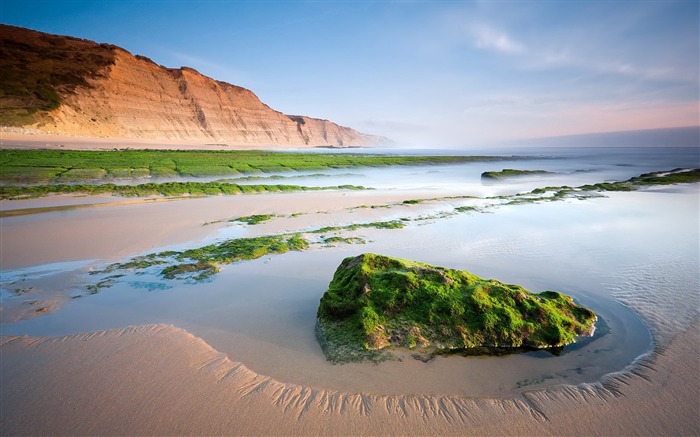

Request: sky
left=2, top=0, right=698, bottom=147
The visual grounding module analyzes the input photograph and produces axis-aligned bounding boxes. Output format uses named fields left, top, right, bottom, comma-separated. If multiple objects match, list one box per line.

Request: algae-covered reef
left=0, top=149, right=508, bottom=185
left=579, top=168, right=700, bottom=192
left=0, top=181, right=369, bottom=200
left=89, top=220, right=406, bottom=287
left=481, top=169, right=550, bottom=179
left=316, top=254, right=596, bottom=363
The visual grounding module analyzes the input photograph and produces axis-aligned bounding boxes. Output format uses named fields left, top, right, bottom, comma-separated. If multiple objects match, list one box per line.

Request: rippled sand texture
left=1, top=323, right=697, bottom=436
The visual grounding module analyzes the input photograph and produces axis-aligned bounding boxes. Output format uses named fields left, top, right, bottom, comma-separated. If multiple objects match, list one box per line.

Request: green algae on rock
left=316, top=254, right=596, bottom=364
left=481, top=169, right=550, bottom=179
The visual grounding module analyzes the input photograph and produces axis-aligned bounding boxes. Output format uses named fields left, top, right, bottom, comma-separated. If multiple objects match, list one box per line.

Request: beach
left=1, top=146, right=698, bottom=435
left=0, top=130, right=315, bottom=151
left=1, top=323, right=697, bottom=435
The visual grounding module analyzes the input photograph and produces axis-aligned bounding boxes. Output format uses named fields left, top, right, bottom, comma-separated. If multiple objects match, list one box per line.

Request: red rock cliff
left=0, top=25, right=386, bottom=147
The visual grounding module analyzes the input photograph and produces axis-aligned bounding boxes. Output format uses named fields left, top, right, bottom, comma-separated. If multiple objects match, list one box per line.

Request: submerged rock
left=316, top=253, right=596, bottom=363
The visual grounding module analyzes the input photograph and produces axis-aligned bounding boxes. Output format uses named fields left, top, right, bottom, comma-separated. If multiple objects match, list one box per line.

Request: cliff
left=0, top=25, right=386, bottom=147
left=317, top=253, right=597, bottom=363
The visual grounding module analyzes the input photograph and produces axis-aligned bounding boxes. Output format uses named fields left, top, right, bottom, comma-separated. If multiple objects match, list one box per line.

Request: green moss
left=323, top=236, right=366, bottom=245
left=89, top=221, right=406, bottom=290
left=631, top=168, right=700, bottom=185
left=454, top=206, right=479, bottom=213
left=0, top=149, right=508, bottom=185
left=175, top=234, right=310, bottom=265
left=85, top=274, right=124, bottom=294
left=0, top=181, right=369, bottom=200
left=231, top=214, right=277, bottom=225
left=580, top=182, right=637, bottom=192
left=161, top=261, right=220, bottom=281
left=555, top=169, right=700, bottom=195
left=311, top=220, right=405, bottom=235
left=317, top=254, right=597, bottom=363
left=482, top=169, right=550, bottom=179
left=96, top=253, right=175, bottom=274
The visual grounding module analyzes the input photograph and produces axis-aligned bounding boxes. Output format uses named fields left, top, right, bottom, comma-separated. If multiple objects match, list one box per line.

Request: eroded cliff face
left=0, top=25, right=385, bottom=147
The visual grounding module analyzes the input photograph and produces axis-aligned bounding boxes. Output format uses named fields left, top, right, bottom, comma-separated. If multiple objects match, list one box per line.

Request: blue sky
left=2, top=1, right=698, bottom=146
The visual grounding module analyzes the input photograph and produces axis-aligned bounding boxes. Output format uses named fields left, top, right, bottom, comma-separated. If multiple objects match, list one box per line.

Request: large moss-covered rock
left=316, top=254, right=596, bottom=363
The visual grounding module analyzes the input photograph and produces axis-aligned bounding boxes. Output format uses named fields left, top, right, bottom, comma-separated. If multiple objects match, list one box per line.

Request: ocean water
left=1, top=146, right=698, bottom=396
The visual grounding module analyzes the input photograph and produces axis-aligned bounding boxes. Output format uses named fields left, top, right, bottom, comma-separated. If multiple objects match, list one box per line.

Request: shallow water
left=1, top=146, right=698, bottom=397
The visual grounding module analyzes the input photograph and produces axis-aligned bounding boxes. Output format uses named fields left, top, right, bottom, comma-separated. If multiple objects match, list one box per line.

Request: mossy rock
left=481, top=169, right=550, bottom=179
left=316, top=254, right=596, bottom=363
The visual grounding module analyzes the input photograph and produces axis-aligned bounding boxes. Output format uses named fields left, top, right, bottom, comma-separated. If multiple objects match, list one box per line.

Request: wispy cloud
left=524, top=48, right=683, bottom=82
left=442, top=7, right=694, bottom=83
left=470, top=24, right=524, bottom=54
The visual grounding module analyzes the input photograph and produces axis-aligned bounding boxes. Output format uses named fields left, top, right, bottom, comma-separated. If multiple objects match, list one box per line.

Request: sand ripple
left=4, top=322, right=695, bottom=436
left=606, top=253, right=699, bottom=343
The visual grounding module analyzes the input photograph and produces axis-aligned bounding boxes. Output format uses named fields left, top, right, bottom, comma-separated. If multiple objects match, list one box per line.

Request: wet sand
left=1, top=323, right=697, bottom=435
left=0, top=190, right=437, bottom=269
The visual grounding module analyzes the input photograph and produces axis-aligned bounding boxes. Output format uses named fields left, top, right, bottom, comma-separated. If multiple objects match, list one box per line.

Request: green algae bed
left=507, top=168, right=700, bottom=205
left=0, top=181, right=368, bottom=200
left=481, top=169, right=551, bottom=179
left=92, top=220, right=406, bottom=283
left=99, top=234, right=311, bottom=281
left=580, top=168, right=700, bottom=191
left=230, top=214, right=277, bottom=225
left=316, top=254, right=597, bottom=364
left=0, top=149, right=507, bottom=184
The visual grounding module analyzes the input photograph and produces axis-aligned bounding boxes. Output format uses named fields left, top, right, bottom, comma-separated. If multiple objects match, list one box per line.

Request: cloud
left=592, top=61, right=677, bottom=81
left=439, top=8, right=693, bottom=83
left=466, top=24, right=684, bottom=82
left=470, top=24, right=524, bottom=54
left=524, top=49, right=683, bottom=82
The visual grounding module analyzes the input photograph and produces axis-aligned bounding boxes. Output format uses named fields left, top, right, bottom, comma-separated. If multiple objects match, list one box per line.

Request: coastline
left=0, top=131, right=342, bottom=151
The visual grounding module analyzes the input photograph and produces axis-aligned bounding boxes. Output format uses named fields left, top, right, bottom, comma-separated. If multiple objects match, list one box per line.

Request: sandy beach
left=1, top=322, right=697, bottom=435
left=0, top=130, right=328, bottom=151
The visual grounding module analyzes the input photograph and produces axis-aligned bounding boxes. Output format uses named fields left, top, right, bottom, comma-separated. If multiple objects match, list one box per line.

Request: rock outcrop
left=0, top=25, right=386, bottom=147
left=317, top=253, right=597, bottom=363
